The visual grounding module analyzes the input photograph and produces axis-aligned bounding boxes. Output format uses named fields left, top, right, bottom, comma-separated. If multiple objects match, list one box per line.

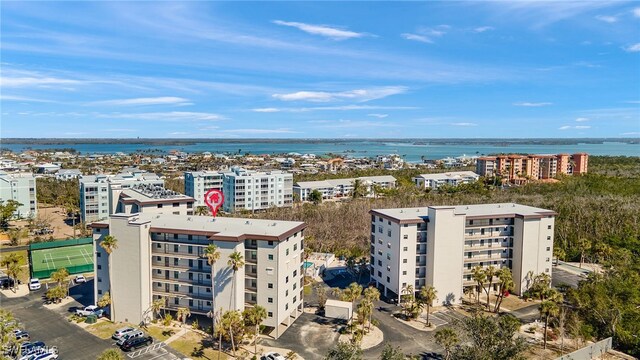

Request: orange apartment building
left=476, top=153, right=588, bottom=183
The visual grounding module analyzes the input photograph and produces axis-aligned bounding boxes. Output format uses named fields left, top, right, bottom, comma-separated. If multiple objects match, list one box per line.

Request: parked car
left=76, top=305, right=100, bottom=316
left=20, top=341, right=46, bottom=356
left=1, top=277, right=16, bottom=289
left=28, top=279, right=41, bottom=291
left=112, top=327, right=135, bottom=341
left=14, top=331, right=30, bottom=341
left=74, top=275, right=86, bottom=284
left=120, top=335, right=152, bottom=352
left=31, top=349, right=58, bottom=360
left=115, top=330, right=144, bottom=346
left=261, top=352, right=286, bottom=360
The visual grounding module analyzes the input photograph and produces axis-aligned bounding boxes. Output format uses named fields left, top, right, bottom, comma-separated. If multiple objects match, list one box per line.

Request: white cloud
left=623, top=43, right=640, bottom=52
left=559, top=125, right=591, bottom=130
left=474, top=26, right=495, bottom=33
left=0, top=76, right=81, bottom=88
left=272, top=86, right=407, bottom=102
left=575, top=117, right=589, bottom=122
left=450, top=122, right=478, bottom=127
left=104, top=111, right=223, bottom=121
left=367, top=113, right=388, bottom=118
left=0, top=95, right=55, bottom=103
left=595, top=15, right=617, bottom=23
left=311, top=120, right=399, bottom=129
left=634, top=8, right=640, bottom=18
left=220, top=128, right=299, bottom=134
left=272, top=20, right=365, bottom=40
left=513, top=102, right=553, bottom=107
left=89, top=97, right=191, bottom=106
left=251, top=104, right=417, bottom=113
left=401, top=33, right=432, bottom=43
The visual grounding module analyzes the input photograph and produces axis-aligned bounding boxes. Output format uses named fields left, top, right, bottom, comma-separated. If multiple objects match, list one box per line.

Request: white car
left=28, top=279, right=41, bottom=291
left=74, top=275, right=87, bottom=283
left=112, top=327, right=136, bottom=340
left=261, top=352, right=286, bottom=360
left=76, top=305, right=100, bottom=316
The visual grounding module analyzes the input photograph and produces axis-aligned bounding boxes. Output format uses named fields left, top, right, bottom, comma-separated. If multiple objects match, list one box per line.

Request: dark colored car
left=120, top=335, right=152, bottom=352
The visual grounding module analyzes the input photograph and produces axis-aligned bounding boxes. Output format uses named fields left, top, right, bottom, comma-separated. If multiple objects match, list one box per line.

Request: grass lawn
left=86, top=320, right=134, bottom=340
left=0, top=250, right=29, bottom=266
left=146, top=325, right=176, bottom=342
left=169, top=330, right=229, bottom=360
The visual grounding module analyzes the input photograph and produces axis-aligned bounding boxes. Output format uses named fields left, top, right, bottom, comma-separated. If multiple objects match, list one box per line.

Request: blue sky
left=1, top=1, right=639, bottom=138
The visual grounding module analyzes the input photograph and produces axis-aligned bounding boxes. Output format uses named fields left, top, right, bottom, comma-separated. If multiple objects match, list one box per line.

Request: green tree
left=0, top=309, right=19, bottom=357
left=150, top=298, right=165, bottom=321
left=493, top=267, right=514, bottom=313
left=100, top=235, right=118, bottom=320
left=451, top=314, right=527, bottom=360
left=243, top=305, right=267, bottom=356
left=419, top=285, right=437, bottom=327
left=0, top=200, right=22, bottom=229
left=325, top=340, right=362, bottom=360
left=378, top=342, right=404, bottom=360
left=203, top=244, right=220, bottom=335
left=7, top=228, right=26, bottom=246
left=434, top=328, right=459, bottom=360
left=219, top=310, right=244, bottom=357
left=471, top=266, right=486, bottom=304
left=363, top=286, right=380, bottom=330
left=194, top=206, right=209, bottom=216
left=176, top=307, right=191, bottom=326
left=309, top=189, right=323, bottom=204
left=97, top=292, right=111, bottom=308
left=576, top=237, right=591, bottom=269
left=540, top=297, right=560, bottom=350
left=97, top=348, right=124, bottom=360
left=227, top=251, right=245, bottom=310
left=350, top=179, right=366, bottom=199
left=1, top=253, right=23, bottom=272
left=482, top=265, right=497, bottom=311
left=6, top=262, right=22, bottom=292
left=50, top=267, right=70, bottom=297
left=340, top=282, right=363, bottom=332
left=45, top=285, right=66, bottom=303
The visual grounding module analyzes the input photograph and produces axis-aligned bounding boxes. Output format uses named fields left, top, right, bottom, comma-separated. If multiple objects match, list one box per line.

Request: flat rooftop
left=121, top=184, right=193, bottom=203
left=372, top=203, right=556, bottom=222
left=414, top=171, right=479, bottom=180
left=97, top=213, right=305, bottom=241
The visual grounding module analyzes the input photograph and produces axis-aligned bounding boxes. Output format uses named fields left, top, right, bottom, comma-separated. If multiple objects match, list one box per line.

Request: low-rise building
left=476, top=153, right=589, bottom=183
left=413, top=171, right=480, bottom=190
left=115, top=184, right=195, bottom=216
left=92, top=213, right=306, bottom=338
left=369, top=203, right=555, bottom=305
left=293, top=175, right=397, bottom=201
left=55, top=169, right=82, bottom=181
left=0, top=172, right=37, bottom=218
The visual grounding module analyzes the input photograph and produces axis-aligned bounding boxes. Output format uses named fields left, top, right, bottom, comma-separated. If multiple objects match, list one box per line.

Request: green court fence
left=29, top=238, right=94, bottom=279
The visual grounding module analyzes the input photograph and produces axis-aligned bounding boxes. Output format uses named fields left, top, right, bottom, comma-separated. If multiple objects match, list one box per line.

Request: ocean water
left=2, top=140, right=638, bottom=163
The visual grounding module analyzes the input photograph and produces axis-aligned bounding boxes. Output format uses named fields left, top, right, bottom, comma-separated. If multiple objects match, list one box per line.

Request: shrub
left=163, top=314, right=173, bottom=327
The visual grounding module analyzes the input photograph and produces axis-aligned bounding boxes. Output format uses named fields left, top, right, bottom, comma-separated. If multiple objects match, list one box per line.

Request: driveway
left=1, top=281, right=181, bottom=360
left=552, top=267, right=584, bottom=288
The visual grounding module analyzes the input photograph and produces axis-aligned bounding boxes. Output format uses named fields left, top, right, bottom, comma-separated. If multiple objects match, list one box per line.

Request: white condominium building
left=79, top=170, right=164, bottom=223
left=115, top=184, right=195, bottom=216
left=184, top=171, right=224, bottom=207
left=0, top=172, right=37, bottom=218
left=412, top=171, right=480, bottom=190
left=92, top=213, right=306, bottom=338
left=294, top=175, right=397, bottom=201
left=369, top=203, right=555, bottom=305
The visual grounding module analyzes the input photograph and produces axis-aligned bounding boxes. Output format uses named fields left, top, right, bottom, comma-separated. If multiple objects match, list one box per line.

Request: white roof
left=373, top=203, right=555, bottom=222
left=414, top=171, right=479, bottom=180
left=325, top=299, right=353, bottom=308
left=295, top=175, right=396, bottom=189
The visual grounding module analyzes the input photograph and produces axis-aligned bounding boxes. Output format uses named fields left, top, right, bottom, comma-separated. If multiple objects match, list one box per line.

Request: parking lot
left=1, top=280, right=181, bottom=359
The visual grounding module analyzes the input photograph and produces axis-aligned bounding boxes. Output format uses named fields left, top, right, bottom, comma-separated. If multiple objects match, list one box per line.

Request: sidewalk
left=0, top=285, right=29, bottom=298
left=164, top=327, right=188, bottom=344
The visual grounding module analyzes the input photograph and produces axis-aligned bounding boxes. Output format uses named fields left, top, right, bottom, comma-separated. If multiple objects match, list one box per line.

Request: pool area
left=303, top=261, right=314, bottom=269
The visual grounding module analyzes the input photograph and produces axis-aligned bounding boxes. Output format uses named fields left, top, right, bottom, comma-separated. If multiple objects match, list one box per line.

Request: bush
left=163, top=314, right=173, bottom=327
left=191, top=318, right=199, bottom=330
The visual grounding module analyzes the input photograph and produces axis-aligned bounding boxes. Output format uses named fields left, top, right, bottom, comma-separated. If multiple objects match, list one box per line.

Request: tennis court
left=30, top=238, right=94, bottom=279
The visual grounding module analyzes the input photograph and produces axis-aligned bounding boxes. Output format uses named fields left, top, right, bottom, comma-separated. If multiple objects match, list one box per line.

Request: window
left=378, top=271, right=382, bottom=277
left=387, top=230, right=391, bottom=237
left=545, top=268, right=550, bottom=273
left=96, top=252, right=101, bottom=258
left=546, top=258, right=550, bottom=262
left=293, top=244, right=297, bottom=251
left=268, top=297, right=273, bottom=303
left=377, top=260, right=382, bottom=266
left=378, top=226, right=382, bottom=234
left=403, top=259, right=407, bottom=264
left=293, top=270, right=297, bottom=277
left=157, top=204, right=163, bottom=208
left=174, top=298, right=179, bottom=305
left=547, top=236, right=551, bottom=240
left=403, top=235, right=408, bottom=239
left=97, top=265, right=101, bottom=270
left=173, top=203, right=179, bottom=207
left=268, top=283, right=273, bottom=289
left=403, top=246, right=408, bottom=251
left=378, top=239, right=383, bottom=245
left=285, top=304, right=289, bottom=310
left=386, top=254, right=391, bottom=260
left=293, top=296, right=297, bottom=303
left=547, top=225, right=552, bottom=229
left=286, top=249, right=289, bottom=256
left=293, top=283, right=297, bottom=290
left=268, top=254, right=274, bottom=260
left=387, top=243, right=391, bottom=249
left=286, top=276, right=289, bottom=283
left=386, top=276, right=390, bottom=283
left=268, top=312, right=273, bottom=317
left=402, top=271, right=407, bottom=275
left=546, top=247, right=551, bottom=251
left=268, top=241, right=274, bottom=246
left=402, top=282, right=406, bottom=288
left=174, top=234, right=178, bottom=240
left=387, top=265, right=391, bottom=271
left=174, top=284, right=179, bottom=291
left=97, top=277, right=102, bottom=283
left=174, top=271, right=179, bottom=279
left=286, top=290, right=289, bottom=297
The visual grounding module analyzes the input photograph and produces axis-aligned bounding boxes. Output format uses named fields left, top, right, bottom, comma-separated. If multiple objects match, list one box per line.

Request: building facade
left=115, top=184, right=195, bottom=216
left=294, top=175, right=397, bottom=201
left=369, top=203, right=555, bottom=305
left=476, top=153, right=589, bottom=183
left=0, top=172, right=37, bottom=218
left=92, top=213, right=306, bottom=338
left=184, top=171, right=224, bottom=207
left=412, top=171, right=480, bottom=190
left=79, top=170, right=164, bottom=223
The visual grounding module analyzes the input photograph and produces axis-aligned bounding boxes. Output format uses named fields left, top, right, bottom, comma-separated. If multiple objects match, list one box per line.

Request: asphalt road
left=552, top=266, right=584, bottom=288
left=1, top=280, right=181, bottom=360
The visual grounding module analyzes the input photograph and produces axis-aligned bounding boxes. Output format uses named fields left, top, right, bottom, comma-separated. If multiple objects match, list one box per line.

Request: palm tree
left=434, top=328, right=459, bottom=360
left=243, top=305, right=267, bottom=356
left=194, top=206, right=209, bottom=216
left=150, top=298, right=165, bottom=321
left=356, top=299, right=373, bottom=338
left=176, top=307, right=191, bottom=327
left=471, top=266, right=486, bottom=305
left=363, top=287, right=380, bottom=330
left=419, top=286, right=437, bottom=327
left=340, top=282, right=363, bottom=332
left=576, top=237, right=591, bottom=269
left=1, top=253, right=23, bottom=271
left=493, top=268, right=514, bottom=313
left=6, top=263, right=21, bottom=293
left=100, top=235, right=118, bottom=320
left=220, top=310, right=243, bottom=357
left=227, top=251, right=245, bottom=310
left=401, top=285, right=415, bottom=318
left=51, top=267, right=70, bottom=297
left=482, top=265, right=496, bottom=311
left=203, top=244, right=220, bottom=335
left=351, top=179, right=366, bottom=199
left=540, top=300, right=559, bottom=349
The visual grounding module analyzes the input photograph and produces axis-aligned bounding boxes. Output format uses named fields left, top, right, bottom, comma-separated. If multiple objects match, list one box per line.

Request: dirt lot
left=4, top=205, right=77, bottom=246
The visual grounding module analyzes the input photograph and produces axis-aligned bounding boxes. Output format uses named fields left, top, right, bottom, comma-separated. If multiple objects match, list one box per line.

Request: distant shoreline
left=3, top=138, right=639, bottom=146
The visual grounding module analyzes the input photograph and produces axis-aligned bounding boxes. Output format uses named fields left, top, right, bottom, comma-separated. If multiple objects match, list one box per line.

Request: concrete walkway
left=164, top=327, right=188, bottom=344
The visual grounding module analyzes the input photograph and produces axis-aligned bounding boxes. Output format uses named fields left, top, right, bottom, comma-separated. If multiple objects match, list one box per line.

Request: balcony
left=153, top=289, right=213, bottom=301
left=152, top=275, right=212, bottom=287
left=463, top=254, right=506, bottom=263
left=463, top=243, right=507, bottom=252
left=151, top=248, right=203, bottom=259
left=151, top=262, right=211, bottom=274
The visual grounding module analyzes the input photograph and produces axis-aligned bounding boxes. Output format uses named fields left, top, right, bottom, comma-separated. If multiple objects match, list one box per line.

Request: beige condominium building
left=92, top=213, right=306, bottom=338
left=369, top=203, right=555, bottom=305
